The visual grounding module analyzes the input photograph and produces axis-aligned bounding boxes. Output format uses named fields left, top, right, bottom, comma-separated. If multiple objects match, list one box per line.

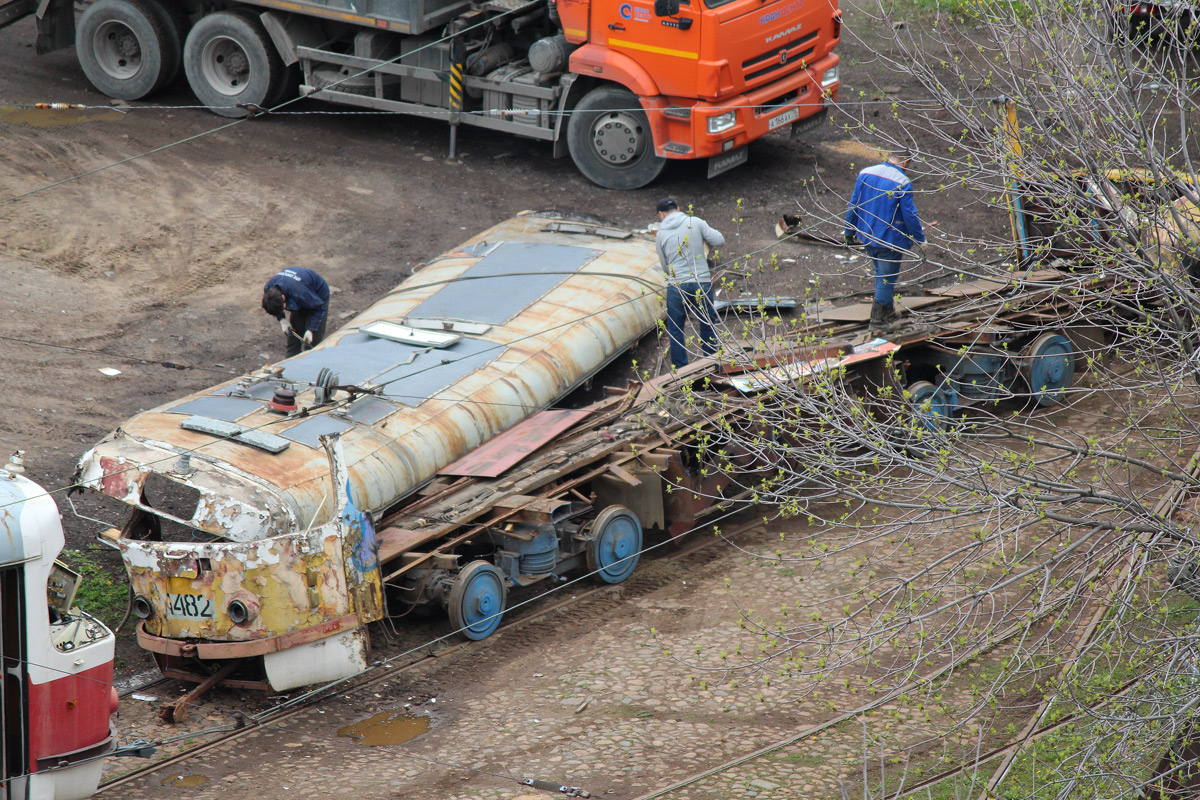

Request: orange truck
left=0, top=0, right=840, bottom=188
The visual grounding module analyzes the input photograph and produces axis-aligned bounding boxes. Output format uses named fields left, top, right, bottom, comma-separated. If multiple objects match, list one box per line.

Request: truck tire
left=183, top=11, right=283, bottom=118
left=567, top=85, right=665, bottom=190
left=76, top=0, right=173, bottom=100
left=144, top=0, right=188, bottom=92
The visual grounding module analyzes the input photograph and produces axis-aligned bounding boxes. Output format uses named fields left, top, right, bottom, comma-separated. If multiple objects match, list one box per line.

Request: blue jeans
left=666, top=282, right=718, bottom=369
left=865, top=245, right=902, bottom=305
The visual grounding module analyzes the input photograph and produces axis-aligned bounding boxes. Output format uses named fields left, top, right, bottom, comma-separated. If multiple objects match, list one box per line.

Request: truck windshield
left=704, top=0, right=739, bottom=8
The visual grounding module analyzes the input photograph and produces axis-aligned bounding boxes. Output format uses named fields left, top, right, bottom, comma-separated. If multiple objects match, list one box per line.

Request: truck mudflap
left=708, top=146, right=749, bottom=178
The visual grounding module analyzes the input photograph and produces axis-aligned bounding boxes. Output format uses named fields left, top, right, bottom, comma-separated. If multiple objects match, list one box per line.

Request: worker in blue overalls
left=262, top=267, right=330, bottom=357
left=844, top=151, right=926, bottom=333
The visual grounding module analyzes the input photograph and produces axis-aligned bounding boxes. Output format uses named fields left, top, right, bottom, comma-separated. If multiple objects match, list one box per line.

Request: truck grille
left=742, top=30, right=819, bottom=83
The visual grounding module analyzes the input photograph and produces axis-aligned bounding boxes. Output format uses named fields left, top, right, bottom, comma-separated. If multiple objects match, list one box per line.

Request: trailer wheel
left=587, top=505, right=642, bottom=584
left=183, top=11, right=283, bottom=118
left=76, top=0, right=173, bottom=100
left=448, top=561, right=507, bottom=640
left=906, top=380, right=957, bottom=433
left=567, top=86, right=665, bottom=190
left=1020, top=333, right=1076, bottom=407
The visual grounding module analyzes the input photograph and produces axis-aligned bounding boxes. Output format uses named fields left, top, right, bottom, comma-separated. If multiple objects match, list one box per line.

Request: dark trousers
left=285, top=306, right=328, bottom=358
left=865, top=245, right=903, bottom=305
left=665, top=282, right=718, bottom=369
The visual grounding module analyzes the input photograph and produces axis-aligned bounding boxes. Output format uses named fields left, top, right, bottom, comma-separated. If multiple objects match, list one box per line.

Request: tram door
left=0, top=566, right=27, bottom=800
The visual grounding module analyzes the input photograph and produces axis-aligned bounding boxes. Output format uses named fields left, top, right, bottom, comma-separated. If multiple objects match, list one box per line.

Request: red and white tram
left=1, top=453, right=118, bottom=800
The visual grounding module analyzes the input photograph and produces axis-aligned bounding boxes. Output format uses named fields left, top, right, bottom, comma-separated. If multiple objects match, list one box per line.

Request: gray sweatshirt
left=655, top=211, right=725, bottom=285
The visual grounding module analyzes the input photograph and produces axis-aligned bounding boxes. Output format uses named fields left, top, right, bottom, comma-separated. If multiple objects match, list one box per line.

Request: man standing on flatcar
left=655, top=197, right=726, bottom=369
left=844, top=150, right=926, bottom=333
left=262, top=267, right=330, bottom=357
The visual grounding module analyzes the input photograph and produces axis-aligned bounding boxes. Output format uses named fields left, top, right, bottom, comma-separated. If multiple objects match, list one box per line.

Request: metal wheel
left=183, top=11, right=283, bottom=117
left=447, top=561, right=507, bottom=640
left=76, top=0, right=172, bottom=100
left=586, top=505, right=642, bottom=584
left=567, top=86, right=666, bottom=190
left=907, top=380, right=957, bottom=432
left=1020, top=333, right=1075, bottom=407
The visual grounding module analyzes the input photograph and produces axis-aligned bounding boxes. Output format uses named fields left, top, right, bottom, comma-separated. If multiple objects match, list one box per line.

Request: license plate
left=768, top=106, right=800, bottom=130
left=166, top=592, right=215, bottom=620
left=708, top=146, right=749, bottom=178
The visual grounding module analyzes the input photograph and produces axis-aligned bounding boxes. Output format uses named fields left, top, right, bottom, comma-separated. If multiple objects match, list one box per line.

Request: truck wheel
left=567, top=86, right=666, bottom=190
left=183, top=11, right=283, bottom=118
left=143, top=0, right=188, bottom=92
left=76, top=0, right=173, bottom=100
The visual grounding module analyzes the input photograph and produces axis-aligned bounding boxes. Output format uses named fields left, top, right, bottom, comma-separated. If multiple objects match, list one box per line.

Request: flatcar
left=75, top=212, right=665, bottom=691
left=1, top=454, right=119, bottom=800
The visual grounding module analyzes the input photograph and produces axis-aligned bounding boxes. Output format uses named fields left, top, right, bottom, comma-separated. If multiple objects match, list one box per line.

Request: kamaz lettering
left=766, top=22, right=803, bottom=43
left=760, top=0, right=804, bottom=26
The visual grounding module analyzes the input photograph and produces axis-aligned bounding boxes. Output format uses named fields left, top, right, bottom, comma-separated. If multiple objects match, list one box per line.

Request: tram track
left=97, top=514, right=762, bottom=792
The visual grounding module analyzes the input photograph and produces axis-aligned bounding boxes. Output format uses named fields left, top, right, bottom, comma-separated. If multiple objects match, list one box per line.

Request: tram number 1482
left=166, top=593, right=215, bottom=620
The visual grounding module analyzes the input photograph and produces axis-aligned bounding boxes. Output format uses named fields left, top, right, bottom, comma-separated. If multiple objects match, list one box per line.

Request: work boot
left=881, top=303, right=901, bottom=325
left=869, top=301, right=886, bottom=333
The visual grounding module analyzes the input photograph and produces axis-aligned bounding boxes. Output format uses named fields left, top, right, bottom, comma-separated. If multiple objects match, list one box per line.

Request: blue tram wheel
left=448, top=561, right=507, bottom=640
left=907, top=380, right=957, bottom=432
left=1021, top=333, right=1076, bottom=407
left=587, top=505, right=643, bottom=584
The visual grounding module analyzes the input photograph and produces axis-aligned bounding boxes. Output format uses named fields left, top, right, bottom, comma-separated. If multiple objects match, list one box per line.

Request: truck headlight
left=707, top=111, right=737, bottom=134
left=822, top=66, right=840, bottom=88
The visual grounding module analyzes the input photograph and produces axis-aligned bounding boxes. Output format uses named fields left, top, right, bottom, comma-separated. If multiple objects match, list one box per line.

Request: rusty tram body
left=77, top=212, right=1098, bottom=694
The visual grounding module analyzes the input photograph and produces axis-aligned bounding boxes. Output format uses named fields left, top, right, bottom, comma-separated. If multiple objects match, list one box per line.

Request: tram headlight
left=131, top=595, right=153, bottom=619
left=227, top=599, right=255, bottom=625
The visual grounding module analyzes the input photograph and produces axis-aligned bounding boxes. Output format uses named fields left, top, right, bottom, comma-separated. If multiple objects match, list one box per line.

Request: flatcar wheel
left=1020, top=333, right=1076, bottom=407
left=907, top=380, right=956, bottom=432
left=447, top=561, right=507, bottom=641
left=587, top=505, right=643, bottom=584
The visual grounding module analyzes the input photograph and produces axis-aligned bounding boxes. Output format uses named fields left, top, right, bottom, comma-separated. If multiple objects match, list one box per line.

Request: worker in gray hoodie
left=655, top=198, right=726, bottom=369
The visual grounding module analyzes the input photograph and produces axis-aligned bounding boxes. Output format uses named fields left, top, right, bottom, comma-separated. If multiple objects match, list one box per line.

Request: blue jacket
left=264, top=268, right=329, bottom=333
left=844, top=162, right=925, bottom=251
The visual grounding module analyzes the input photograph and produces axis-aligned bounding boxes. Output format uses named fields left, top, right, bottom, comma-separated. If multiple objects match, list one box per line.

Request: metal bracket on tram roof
left=540, top=221, right=632, bottom=239
left=179, top=416, right=291, bottom=454
left=403, top=317, right=493, bottom=336
left=359, top=320, right=462, bottom=348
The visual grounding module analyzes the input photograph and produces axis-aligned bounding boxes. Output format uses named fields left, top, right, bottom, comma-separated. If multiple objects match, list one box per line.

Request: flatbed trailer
left=111, top=257, right=1123, bottom=694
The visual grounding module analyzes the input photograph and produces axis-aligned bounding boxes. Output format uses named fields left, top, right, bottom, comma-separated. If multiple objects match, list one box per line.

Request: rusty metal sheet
left=440, top=408, right=592, bottom=478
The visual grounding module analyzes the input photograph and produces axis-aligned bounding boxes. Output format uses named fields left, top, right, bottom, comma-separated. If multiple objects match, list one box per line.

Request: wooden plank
left=440, top=408, right=592, bottom=478
left=928, top=279, right=1008, bottom=298
left=377, top=527, right=435, bottom=564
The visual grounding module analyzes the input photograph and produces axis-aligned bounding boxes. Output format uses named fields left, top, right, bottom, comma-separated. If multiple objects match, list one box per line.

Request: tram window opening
left=142, top=473, right=202, bottom=522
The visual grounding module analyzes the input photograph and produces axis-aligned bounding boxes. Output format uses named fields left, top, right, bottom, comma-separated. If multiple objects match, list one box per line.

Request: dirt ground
left=0, top=0, right=1006, bottom=793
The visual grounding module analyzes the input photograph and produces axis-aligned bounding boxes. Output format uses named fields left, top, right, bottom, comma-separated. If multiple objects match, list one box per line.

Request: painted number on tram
left=166, top=593, right=215, bottom=620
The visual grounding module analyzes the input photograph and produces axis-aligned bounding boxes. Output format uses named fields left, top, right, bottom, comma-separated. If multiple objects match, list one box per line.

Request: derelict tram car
left=76, top=212, right=666, bottom=692
left=0, top=456, right=119, bottom=800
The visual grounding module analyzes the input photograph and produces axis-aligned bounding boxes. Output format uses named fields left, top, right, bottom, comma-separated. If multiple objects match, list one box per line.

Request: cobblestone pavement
left=103, top=507, right=1006, bottom=800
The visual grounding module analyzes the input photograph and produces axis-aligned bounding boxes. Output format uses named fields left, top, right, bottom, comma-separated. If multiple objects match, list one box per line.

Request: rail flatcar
left=1, top=454, right=119, bottom=800
left=75, top=212, right=665, bottom=691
